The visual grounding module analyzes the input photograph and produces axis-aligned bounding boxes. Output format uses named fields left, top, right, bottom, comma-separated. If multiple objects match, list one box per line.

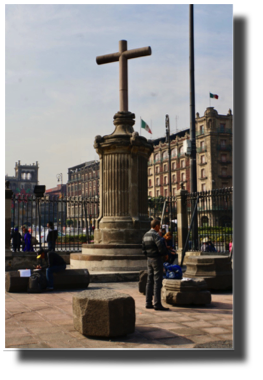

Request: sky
left=5, top=3, right=233, bottom=189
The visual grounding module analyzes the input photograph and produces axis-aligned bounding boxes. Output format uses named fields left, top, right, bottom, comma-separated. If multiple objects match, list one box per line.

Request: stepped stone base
left=184, top=255, right=232, bottom=291
left=162, top=278, right=211, bottom=306
left=70, top=244, right=147, bottom=272
left=73, top=289, right=135, bottom=338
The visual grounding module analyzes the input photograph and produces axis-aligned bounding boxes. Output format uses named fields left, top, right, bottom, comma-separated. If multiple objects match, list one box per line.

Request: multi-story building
left=66, top=160, right=100, bottom=224
left=147, top=107, right=232, bottom=198
left=5, top=160, right=39, bottom=195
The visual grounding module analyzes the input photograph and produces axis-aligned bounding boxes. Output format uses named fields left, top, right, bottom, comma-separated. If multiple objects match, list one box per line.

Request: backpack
left=27, top=271, right=47, bottom=293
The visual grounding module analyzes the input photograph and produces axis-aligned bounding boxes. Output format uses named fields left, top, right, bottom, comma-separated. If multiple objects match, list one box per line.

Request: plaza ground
left=5, top=282, right=233, bottom=349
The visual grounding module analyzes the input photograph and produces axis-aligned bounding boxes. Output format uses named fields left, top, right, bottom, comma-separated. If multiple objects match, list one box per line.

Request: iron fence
left=186, top=187, right=233, bottom=253
left=10, top=188, right=232, bottom=254
left=11, top=194, right=99, bottom=252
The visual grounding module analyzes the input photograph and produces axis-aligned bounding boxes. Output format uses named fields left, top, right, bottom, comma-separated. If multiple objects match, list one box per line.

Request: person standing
left=142, top=219, right=169, bottom=311
left=23, top=227, right=33, bottom=252
left=36, top=249, right=66, bottom=290
left=11, top=227, right=22, bottom=252
left=46, top=222, right=58, bottom=251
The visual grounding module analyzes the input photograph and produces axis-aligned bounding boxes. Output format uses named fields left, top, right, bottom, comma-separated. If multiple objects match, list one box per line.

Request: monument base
left=70, top=244, right=147, bottom=272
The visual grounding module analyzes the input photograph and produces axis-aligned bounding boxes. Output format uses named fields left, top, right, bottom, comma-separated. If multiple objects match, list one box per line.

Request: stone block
left=5, top=271, right=29, bottom=293
left=72, top=289, right=135, bottom=338
left=5, top=269, right=90, bottom=292
left=184, top=255, right=232, bottom=291
left=162, top=278, right=211, bottom=306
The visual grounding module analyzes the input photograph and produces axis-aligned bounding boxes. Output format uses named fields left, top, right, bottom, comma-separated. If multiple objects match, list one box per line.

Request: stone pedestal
left=73, top=289, right=135, bottom=338
left=184, top=255, right=232, bottom=291
left=162, top=278, right=211, bottom=306
left=71, top=111, right=153, bottom=271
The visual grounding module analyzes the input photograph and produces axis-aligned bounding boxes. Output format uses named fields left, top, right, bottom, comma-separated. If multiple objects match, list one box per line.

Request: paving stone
left=201, top=326, right=230, bottom=334
left=181, top=321, right=215, bottom=328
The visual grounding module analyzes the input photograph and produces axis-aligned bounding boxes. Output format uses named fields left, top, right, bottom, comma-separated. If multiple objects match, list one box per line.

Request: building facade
left=147, top=107, right=233, bottom=198
left=66, top=160, right=100, bottom=224
left=5, top=160, right=39, bottom=195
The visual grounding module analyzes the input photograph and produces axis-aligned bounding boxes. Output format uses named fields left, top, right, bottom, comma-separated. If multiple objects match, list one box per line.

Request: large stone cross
left=96, top=40, right=151, bottom=112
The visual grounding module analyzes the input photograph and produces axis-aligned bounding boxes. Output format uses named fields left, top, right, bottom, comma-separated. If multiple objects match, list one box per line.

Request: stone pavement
left=5, top=282, right=233, bottom=349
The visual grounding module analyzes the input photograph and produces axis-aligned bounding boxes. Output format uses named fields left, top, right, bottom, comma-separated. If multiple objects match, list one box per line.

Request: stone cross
left=96, top=40, right=151, bottom=112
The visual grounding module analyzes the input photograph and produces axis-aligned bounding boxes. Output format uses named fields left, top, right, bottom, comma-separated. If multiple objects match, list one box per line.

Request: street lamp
left=165, top=115, right=172, bottom=233
left=34, top=185, right=46, bottom=250
left=56, top=173, right=63, bottom=186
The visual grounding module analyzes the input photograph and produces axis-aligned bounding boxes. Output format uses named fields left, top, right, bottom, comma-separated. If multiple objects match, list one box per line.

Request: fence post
left=5, top=181, right=13, bottom=250
left=175, top=188, right=188, bottom=265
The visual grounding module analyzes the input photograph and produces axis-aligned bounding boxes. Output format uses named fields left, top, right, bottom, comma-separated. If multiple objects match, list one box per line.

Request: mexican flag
left=141, top=119, right=152, bottom=134
left=210, top=93, right=219, bottom=99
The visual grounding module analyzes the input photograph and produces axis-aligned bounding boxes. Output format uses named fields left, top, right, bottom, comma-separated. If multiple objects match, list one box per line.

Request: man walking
left=142, top=219, right=169, bottom=311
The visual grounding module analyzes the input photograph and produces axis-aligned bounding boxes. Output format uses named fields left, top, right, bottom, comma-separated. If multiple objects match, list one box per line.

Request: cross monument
left=96, top=40, right=151, bottom=112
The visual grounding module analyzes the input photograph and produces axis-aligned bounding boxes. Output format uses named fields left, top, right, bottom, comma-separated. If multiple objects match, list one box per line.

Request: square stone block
left=72, top=289, right=135, bottom=338
left=162, top=278, right=211, bottom=306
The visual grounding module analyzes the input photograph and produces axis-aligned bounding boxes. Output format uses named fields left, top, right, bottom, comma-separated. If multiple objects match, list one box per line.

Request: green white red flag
left=141, top=119, right=152, bottom=134
left=210, top=93, right=219, bottom=99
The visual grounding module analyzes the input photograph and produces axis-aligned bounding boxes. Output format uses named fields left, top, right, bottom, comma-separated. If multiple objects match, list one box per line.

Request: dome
left=204, top=107, right=218, bottom=117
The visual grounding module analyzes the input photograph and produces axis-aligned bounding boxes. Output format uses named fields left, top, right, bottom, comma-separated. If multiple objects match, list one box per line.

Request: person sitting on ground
left=163, top=232, right=178, bottom=264
left=36, top=249, right=66, bottom=290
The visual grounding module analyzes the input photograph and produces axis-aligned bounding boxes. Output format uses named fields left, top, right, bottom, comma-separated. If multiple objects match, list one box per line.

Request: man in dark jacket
left=142, top=219, right=169, bottom=311
left=36, top=249, right=66, bottom=290
left=11, top=227, right=22, bottom=252
left=46, top=222, right=58, bottom=251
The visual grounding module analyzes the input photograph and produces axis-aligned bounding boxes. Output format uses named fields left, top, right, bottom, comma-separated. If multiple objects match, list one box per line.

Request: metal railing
left=186, top=187, right=233, bottom=253
left=11, top=194, right=99, bottom=252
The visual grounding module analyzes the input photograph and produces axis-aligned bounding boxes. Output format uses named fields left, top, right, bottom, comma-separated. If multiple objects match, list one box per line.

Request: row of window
left=69, top=171, right=99, bottom=181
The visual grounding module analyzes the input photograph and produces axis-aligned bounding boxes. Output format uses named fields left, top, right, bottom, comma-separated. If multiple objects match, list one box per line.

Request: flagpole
left=209, top=92, right=211, bottom=107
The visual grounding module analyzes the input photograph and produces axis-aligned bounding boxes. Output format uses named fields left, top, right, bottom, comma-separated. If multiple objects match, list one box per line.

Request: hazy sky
left=5, top=3, right=233, bottom=189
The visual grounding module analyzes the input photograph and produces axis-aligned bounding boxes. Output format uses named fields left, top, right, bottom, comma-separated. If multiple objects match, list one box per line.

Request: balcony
left=217, top=144, right=232, bottom=151
left=198, top=162, right=207, bottom=166
left=218, top=160, right=232, bottom=165
left=199, top=176, right=208, bottom=180
left=196, top=130, right=205, bottom=137
left=218, top=174, right=232, bottom=179
left=217, top=127, right=232, bottom=134
left=196, top=146, right=207, bottom=153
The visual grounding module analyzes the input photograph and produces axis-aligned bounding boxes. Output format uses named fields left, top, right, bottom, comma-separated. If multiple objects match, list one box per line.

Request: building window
left=172, top=174, right=176, bottom=183
left=220, top=123, right=225, bottom=132
left=200, top=125, right=204, bottom=134
left=171, top=148, right=177, bottom=158
left=200, top=141, right=205, bottom=149
left=148, top=168, right=152, bottom=175
left=201, top=184, right=206, bottom=191
left=173, top=188, right=176, bottom=196
left=181, top=160, right=185, bottom=168
left=222, top=168, right=227, bottom=176
left=154, top=153, right=160, bottom=162
left=163, top=151, right=168, bottom=160
left=179, top=146, right=183, bottom=154
left=148, top=179, right=152, bottom=187
left=201, top=169, right=205, bottom=178
left=164, top=189, right=168, bottom=197
left=156, top=178, right=159, bottom=186
left=221, top=139, right=226, bottom=148
left=156, top=190, right=160, bottom=197
left=201, top=155, right=205, bottom=164
left=155, top=166, right=160, bottom=174
left=181, top=173, right=185, bottom=182
left=164, top=176, right=167, bottom=185
left=221, top=154, right=227, bottom=162
left=149, top=191, right=152, bottom=197
left=172, top=162, right=176, bottom=170
left=163, top=164, right=167, bottom=172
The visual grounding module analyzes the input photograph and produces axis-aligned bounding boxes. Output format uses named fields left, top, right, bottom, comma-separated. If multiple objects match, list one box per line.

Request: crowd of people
left=10, top=222, right=58, bottom=253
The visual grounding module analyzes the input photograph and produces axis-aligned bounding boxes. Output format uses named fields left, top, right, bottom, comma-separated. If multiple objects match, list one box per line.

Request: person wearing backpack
left=36, top=249, right=66, bottom=290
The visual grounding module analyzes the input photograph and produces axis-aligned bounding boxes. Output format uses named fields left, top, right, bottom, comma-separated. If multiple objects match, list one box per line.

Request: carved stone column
left=175, top=188, right=188, bottom=265
left=70, top=112, right=153, bottom=271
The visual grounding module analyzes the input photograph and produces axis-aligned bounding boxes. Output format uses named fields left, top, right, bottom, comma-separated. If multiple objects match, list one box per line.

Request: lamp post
left=165, top=114, right=172, bottom=233
left=33, top=185, right=46, bottom=250
left=189, top=4, right=198, bottom=250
